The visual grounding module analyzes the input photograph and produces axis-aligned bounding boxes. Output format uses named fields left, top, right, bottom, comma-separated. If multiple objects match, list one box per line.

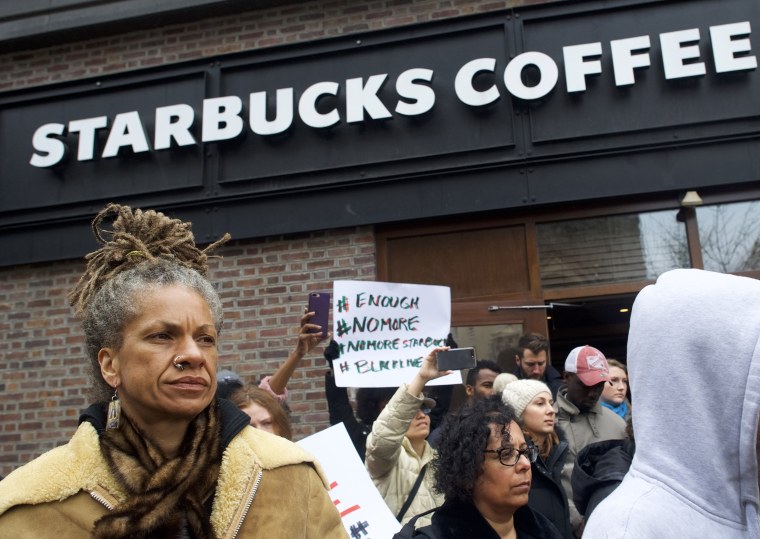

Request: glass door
left=450, top=299, right=549, bottom=372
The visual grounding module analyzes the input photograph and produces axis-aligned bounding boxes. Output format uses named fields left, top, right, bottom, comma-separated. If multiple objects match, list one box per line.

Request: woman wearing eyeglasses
left=502, top=379, right=573, bottom=539
left=402, top=396, right=561, bottom=539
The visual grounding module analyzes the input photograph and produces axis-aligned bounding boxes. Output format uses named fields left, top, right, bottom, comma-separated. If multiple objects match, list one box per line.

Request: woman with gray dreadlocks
left=0, top=203, right=346, bottom=539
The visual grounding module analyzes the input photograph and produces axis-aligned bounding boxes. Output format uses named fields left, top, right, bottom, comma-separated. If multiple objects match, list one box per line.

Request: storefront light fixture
left=680, top=190, right=703, bottom=207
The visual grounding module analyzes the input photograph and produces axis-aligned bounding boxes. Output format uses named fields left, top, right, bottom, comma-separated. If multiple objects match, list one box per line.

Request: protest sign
left=298, top=423, right=401, bottom=539
left=332, top=280, right=460, bottom=387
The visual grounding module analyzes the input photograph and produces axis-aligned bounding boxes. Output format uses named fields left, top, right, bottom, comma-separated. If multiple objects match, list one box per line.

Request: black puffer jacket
left=529, top=431, right=573, bottom=539
left=571, top=438, right=635, bottom=518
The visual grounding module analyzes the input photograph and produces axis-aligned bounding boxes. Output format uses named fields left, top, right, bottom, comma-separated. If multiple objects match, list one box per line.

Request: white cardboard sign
left=331, top=280, right=458, bottom=387
left=298, top=423, right=402, bottom=538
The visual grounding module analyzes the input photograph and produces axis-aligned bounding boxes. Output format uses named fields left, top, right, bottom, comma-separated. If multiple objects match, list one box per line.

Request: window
left=537, top=210, right=688, bottom=288
left=696, top=200, right=760, bottom=273
left=450, top=323, right=524, bottom=366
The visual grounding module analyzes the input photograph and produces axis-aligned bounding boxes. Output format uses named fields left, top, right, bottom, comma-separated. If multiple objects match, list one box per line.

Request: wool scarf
left=601, top=399, right=628, bottom=420
left=93, top=400, right=221, bottom=539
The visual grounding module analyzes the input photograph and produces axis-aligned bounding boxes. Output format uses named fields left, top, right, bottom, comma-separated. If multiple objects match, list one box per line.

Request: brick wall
left=0, top=0, right=554, bottom=92
left=0, top=227, right=375, bottom=476
left=0, top=0, right=557, bottom=475
left=0, top=261, right=85, bottom=474
left=210, top=229, right=377, bottom=438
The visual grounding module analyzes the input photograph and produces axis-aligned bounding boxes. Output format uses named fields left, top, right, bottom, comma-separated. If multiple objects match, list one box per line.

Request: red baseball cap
left=564, top=345, right=610, bottom=386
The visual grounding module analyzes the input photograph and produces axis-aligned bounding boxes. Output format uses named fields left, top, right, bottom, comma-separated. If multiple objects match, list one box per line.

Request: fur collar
left=0, top=422, right=328, bottom=536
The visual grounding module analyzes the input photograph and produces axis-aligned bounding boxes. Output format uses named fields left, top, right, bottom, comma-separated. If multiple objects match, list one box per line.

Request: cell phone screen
left=307, top=292, right=330, bottom=334
left=436, top=347, right=476, bottom=371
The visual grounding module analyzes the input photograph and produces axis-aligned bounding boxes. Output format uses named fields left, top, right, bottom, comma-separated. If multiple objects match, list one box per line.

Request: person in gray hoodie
left=584, top=269, right=760, bottom=538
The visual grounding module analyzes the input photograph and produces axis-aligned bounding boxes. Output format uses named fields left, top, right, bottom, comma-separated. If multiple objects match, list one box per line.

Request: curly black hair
left=432, top=395, right=518, bottom=504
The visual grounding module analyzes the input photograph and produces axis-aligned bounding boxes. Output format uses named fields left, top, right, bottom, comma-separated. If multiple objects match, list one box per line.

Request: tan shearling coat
left=0, top=422, right=347, bottom=539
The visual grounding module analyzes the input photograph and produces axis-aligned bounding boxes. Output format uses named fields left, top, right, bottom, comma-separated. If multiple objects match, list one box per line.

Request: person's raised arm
left=407, top=346, right=451, bottom=399
left=262, top=309, right=328, bottom=399
left=365, top=346, right=451, bottom=477
left=322, top=340, right=353, bottom=426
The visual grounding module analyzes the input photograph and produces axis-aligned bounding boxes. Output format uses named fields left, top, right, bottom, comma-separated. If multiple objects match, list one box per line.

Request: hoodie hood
left=628, top=269, right=760, bottom=528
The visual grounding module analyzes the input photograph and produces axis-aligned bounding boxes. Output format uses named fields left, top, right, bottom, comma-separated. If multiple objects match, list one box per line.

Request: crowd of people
left=0, top=202, right=758, bottom=539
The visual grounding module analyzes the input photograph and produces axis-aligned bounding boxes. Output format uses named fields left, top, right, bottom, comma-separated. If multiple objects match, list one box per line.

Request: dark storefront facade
left=1, top=0, right=759, bottom=474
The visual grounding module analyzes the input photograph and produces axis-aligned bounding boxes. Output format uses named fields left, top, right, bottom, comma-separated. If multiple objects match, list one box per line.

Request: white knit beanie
left=501, top=379, right=552, bottom=418
left=492, top=373, right=519, bottom=395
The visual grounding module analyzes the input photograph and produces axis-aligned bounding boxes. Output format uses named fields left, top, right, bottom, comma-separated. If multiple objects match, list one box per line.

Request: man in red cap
left=555, top=345, right=627, bottom=537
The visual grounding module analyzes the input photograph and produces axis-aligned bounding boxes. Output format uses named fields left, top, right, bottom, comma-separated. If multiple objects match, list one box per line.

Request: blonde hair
left=606, top=359, right=627, bottom=372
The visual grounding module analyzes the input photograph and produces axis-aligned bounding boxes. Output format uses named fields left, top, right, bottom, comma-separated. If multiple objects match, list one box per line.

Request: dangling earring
left=106, top=388, right=121, bottom=430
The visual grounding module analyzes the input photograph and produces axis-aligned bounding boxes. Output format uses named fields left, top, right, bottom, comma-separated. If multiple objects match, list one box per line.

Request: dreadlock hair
left=68, top=203, right=230, bottom=402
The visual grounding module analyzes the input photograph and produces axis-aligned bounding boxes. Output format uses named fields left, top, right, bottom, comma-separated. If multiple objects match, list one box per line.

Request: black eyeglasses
left=483, top=444, right=538, bottom=467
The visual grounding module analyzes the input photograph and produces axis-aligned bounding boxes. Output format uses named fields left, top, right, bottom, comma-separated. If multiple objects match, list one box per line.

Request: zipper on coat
left=89, top=491, right=114, bottom=511
left=231, top=469, right=263, bottom=539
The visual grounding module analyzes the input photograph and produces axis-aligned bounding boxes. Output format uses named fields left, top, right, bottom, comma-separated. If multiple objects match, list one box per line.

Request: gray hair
left=82, top=259, right=223, bottom=402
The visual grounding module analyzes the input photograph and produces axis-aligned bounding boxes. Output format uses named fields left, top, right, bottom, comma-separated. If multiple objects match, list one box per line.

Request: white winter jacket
left=365, top=384, right=443, bottom=525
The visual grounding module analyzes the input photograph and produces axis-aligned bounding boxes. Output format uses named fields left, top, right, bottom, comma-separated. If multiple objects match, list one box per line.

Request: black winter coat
left=571, top=438, right=635, bottom=519
left=405, top=499, right=563, bottom=539
left=529, top=437, right=573, bottom=539
left=324, top=371, right=372, bottom=461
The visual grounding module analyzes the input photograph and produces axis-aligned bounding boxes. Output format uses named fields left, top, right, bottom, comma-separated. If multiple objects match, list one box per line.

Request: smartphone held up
left=436, top=347, right=476, bottom=371
left=307, top=292, right=331, bottom=335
